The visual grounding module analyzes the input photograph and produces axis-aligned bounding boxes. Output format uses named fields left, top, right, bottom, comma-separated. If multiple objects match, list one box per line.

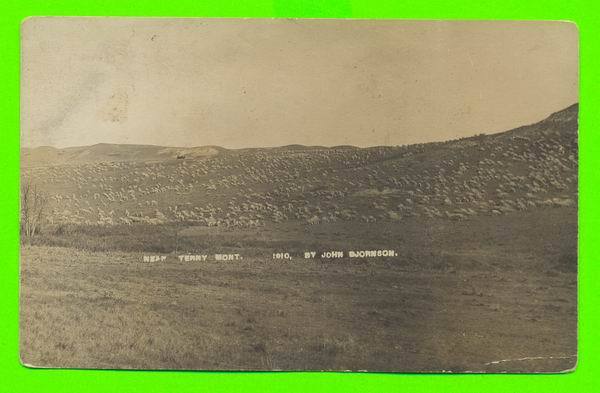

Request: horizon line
left=21, top=102, right=578, bottom=151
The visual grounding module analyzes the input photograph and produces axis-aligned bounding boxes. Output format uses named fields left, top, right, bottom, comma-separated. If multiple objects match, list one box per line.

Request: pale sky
left=21, top=18, right=578, bottom=148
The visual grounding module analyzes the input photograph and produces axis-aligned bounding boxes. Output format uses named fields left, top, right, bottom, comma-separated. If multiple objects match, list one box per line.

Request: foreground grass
left=20, top=208, right=577, bottom=372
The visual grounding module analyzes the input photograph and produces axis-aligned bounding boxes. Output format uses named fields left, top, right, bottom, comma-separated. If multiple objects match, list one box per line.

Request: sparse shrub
left=20, top=180, right=48, bottom=244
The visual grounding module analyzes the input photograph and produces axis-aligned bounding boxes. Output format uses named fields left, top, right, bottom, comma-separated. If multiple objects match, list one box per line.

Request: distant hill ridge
left=21, top=103, right=577, bottom=227
left=21, top=103, right=578, bottom=168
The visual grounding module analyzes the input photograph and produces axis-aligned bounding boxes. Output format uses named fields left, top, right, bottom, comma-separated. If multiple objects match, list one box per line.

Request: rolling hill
left=21, top=103, right=578, bottom=228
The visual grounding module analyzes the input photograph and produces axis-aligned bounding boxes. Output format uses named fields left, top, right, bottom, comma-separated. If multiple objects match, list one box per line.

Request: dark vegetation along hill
left=21, top=104, right=578, bottom=231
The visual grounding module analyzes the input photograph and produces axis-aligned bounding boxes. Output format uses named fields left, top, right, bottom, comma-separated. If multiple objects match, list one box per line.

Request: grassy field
left=19, top=206, right=577, bottom=372
left=19, top=105, right=578, bottom=371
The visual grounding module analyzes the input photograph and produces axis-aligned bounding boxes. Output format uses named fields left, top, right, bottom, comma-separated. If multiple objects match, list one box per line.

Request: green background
left=1, top=0, right=597, bottom=391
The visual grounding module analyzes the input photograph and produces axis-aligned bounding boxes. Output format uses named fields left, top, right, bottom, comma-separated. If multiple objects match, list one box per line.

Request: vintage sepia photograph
left=20, top=18, right=578, bottom=372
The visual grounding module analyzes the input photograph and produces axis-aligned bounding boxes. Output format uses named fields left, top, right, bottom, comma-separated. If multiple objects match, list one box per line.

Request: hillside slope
left=21, top=104, right=578, bottom=227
